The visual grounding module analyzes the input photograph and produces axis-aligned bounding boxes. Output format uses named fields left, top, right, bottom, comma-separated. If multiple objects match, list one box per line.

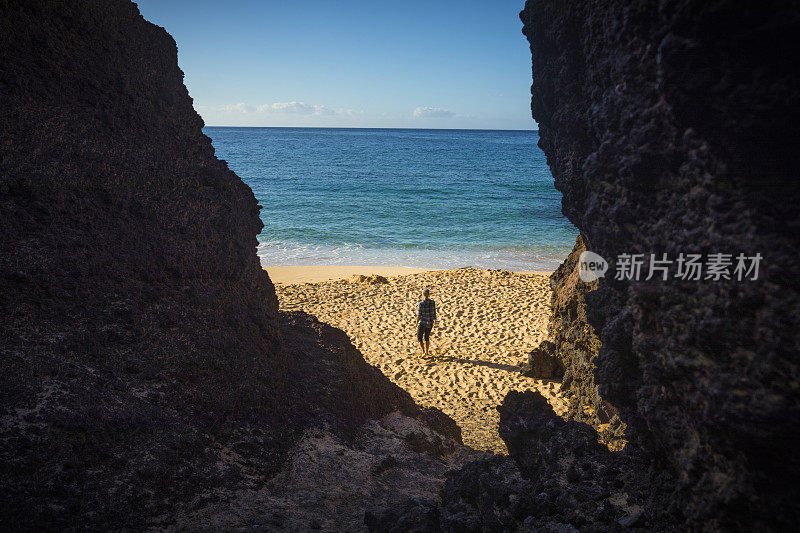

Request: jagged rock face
left=499, top=391, right=606, bottom=479
left=1, top=0, right=283, bottom=417
left=520, top=340, right=565, bottom=380
left=522, top=0, right=800, bottom=529
left=546, top=237, right=626, bottom=449
left=0, top=0, right=284, bottom=525
left=0, top=1, right=464, bottom=528
left=412, top=392, right=641, bottom=532
left=497, top=391, right=638, bottom=531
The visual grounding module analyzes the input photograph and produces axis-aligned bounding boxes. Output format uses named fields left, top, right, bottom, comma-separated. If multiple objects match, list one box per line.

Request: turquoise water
left=205, top=127, right=577, bottom=270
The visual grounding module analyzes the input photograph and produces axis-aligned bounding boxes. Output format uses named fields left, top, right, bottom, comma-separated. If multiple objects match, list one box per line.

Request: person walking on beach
left=415, top=289, right=437, bottom=357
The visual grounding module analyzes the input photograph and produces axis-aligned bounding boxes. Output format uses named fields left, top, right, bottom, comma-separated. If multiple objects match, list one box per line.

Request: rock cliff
left=0, top=1, right=464, bottom=528
left=534, top=235, right=626, bottom=450
left=515, top=0, right=799, bottom=529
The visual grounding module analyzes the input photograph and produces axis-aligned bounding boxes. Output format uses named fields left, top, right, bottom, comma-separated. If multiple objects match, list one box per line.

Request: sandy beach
left=271, top=266, right=568, bottom=453
left=266, top=265, right=435, bottom=285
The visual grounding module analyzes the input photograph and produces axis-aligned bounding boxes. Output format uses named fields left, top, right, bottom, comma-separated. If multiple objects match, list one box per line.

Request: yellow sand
left=266, top=265, right=436, bottom=285
left=272, top=266, right=568, bottom=453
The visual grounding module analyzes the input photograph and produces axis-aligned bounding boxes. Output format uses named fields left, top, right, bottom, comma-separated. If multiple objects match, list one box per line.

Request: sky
left=134, top=0, right=537, bottom=129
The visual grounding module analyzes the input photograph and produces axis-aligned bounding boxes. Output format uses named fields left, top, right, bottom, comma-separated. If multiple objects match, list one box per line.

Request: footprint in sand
left=275, top=268, right=565, bottom=453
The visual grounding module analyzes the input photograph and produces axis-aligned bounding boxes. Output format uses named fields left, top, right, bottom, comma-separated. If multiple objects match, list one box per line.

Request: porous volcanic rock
left=545, top=236, right=626, bottom=447
left=422, top=391, right=641, bottom=532
left=520, top=0, right=800, bottom=529
left=520, top=340, right=565, bottom=380
left=0, top=1, right=466, bottom=528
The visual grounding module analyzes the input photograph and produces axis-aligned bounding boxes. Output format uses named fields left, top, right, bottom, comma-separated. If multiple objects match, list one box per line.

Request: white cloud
left=204, top=101, right=358, bottom=116
left=257, top=101, right=336, bottom=115
left=221, top=102, right=256, bottom=113
left=413, top=106, right=455, bottom=118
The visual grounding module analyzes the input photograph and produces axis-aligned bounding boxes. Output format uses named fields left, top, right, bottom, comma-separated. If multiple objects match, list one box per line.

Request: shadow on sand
left=434, top=354, right=521, bottom=373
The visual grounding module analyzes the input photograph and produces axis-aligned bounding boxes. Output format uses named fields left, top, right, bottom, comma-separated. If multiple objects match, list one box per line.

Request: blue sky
left=134, top=0, right=536, bottom=129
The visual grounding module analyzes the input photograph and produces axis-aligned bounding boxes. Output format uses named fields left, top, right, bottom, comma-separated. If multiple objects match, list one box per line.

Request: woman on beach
left=415, top=289, right=437, bottom=357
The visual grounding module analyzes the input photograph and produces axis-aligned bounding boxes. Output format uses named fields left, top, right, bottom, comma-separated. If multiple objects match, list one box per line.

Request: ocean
left=205, top=127, right=577, bottom=271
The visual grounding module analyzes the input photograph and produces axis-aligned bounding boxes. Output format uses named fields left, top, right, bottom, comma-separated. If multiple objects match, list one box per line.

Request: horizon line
left=202, top=125, right=539, bottom=132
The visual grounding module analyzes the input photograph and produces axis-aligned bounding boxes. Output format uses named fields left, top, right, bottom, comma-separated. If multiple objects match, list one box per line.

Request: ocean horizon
left=205, top=126, right=577, bottom=271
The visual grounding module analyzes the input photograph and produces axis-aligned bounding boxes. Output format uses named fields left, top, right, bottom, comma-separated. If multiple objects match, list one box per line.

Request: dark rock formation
left=365, top=497, right=441, bottom=533
left=0, top=1, right=465, bottom=528
left=497, top=391, right=644, bottom=531
left=1, top=0, right=283, bottom=419
left=520, top=340, right=565, bottom=379
left=545, top=237, right=626, bottom=448
left=499, top=391, right=606, bottom=477
left=437, top=454, right=526, bottom=531
left=426, top=392, right=647, bottom=532
left=1, top=0, right=284, bottom=526
left=518, top=0, right=800, bottom=530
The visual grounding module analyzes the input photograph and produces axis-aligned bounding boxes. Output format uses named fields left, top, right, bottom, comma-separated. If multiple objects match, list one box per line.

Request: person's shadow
left=434, top=354, right=520, bottom=373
